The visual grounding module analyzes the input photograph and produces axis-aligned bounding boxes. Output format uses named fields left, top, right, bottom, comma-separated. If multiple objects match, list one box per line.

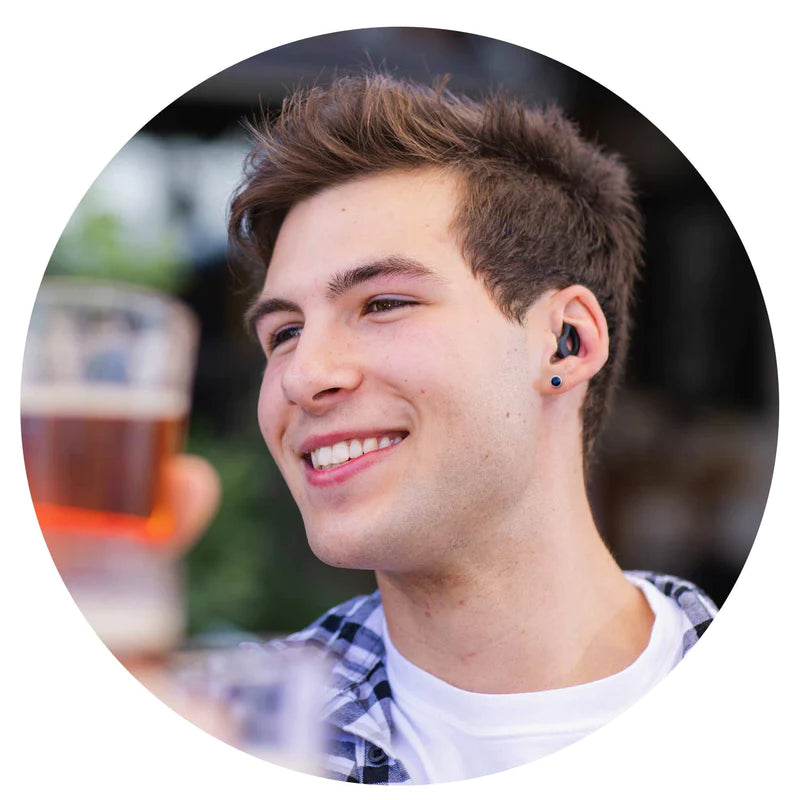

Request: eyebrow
left=244, top=256, right=440, bottom=340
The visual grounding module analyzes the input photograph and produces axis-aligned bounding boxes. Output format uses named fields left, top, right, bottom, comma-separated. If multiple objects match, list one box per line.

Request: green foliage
left=47, top=208, right=188, bottom=293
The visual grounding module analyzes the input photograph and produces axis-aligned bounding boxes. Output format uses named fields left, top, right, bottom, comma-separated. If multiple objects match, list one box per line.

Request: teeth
left=317, top=445, right=332, bottom=467
left=331, top=441, right=350, bottom=465
left=348, top=440, right=363, bottom=459
left=308, top=435, right=404, bottom=470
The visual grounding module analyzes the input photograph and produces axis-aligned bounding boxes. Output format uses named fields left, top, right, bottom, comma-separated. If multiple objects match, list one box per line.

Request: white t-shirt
left=382, top=575, right=691, bottom=783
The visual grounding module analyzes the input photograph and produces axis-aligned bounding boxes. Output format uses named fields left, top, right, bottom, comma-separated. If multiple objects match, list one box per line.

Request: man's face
left=253, top=169, right=548, bottom=574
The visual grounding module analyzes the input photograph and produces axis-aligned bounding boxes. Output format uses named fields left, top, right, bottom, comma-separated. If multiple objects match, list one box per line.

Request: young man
left=215, top=72, right=717, bottom=784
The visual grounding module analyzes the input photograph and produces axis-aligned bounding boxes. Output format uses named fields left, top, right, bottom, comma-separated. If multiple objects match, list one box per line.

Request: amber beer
left=21, top=385, right=187, bottom=542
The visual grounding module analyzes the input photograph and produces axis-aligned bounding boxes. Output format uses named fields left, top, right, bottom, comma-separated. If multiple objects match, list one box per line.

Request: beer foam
left=21, top=382, right=189, bottom=419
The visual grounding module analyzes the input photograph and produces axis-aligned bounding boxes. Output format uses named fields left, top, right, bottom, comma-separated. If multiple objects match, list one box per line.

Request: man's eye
left=364, top=297, right=416, bottom=314
left=269, top=325, right=302, bottom=352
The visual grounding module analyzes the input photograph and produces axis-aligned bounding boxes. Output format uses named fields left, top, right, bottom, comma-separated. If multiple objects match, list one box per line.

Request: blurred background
left=40, top=27, right=777, bottom=644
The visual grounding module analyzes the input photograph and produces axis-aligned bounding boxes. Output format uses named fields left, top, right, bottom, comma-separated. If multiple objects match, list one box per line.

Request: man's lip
left=296, top=429, right=409, bottom=456
left=303, top=435, right=405, bottom=487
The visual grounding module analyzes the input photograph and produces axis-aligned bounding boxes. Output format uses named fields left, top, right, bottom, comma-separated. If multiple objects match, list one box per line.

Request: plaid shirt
left=228, top=571, right=717, bottom=784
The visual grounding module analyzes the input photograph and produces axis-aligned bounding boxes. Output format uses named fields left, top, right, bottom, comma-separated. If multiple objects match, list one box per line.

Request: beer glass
left=175, top=642, right=331, bottom=776
left=21, top=278, right=199, bottom=661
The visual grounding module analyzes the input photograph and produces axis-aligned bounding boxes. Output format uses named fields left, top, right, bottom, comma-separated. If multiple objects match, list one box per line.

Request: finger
left=162, top=454, right=221, bottom=555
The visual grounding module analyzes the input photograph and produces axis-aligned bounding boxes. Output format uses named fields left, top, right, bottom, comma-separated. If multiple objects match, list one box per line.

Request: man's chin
left=304, top=519, right=411, bottom=572
left=306, top=536, right=379, bottom=571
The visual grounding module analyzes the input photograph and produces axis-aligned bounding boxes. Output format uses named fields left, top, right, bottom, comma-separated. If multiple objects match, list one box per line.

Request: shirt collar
left=287, top=591, right=396, bottom=752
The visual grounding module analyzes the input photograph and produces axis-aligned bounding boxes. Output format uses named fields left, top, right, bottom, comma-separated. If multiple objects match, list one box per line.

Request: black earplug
left=555, top=323, right=580, bottom=359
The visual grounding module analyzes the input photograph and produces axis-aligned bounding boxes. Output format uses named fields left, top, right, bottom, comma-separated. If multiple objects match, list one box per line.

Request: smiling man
left=222, top=73, right=717, bottom=784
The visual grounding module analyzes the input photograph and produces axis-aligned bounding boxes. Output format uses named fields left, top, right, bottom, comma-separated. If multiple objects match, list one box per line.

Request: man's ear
left=535, top=285, right=609, bottom=395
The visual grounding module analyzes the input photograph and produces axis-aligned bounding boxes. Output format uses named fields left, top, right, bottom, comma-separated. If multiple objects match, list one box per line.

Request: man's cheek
left=256, top=401, right=270, bottom=444
left=257, top=374, right=281, bottom=437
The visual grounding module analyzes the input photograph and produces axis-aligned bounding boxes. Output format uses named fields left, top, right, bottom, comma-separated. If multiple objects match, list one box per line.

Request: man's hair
left=228, top=72, right=644, bottom=463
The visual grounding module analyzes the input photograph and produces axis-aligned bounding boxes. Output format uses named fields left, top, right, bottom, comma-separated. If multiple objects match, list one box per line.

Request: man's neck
left=375, top=496, right=654, bottom=695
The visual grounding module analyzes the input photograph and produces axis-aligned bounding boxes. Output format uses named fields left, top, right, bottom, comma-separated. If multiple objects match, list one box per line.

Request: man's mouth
left=304, top=432, right=408, bottom=471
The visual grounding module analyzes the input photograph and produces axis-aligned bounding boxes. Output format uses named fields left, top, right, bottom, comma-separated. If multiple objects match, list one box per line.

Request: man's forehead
left=262, top=170, right=462, bottom=293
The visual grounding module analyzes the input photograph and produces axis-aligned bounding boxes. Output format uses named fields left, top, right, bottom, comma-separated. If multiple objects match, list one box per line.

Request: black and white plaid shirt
left=223, top=571, right=717, bottom=784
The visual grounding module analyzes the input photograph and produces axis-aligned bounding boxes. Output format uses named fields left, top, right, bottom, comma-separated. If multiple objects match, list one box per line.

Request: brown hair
left=228, top=72, right=644, bottom=463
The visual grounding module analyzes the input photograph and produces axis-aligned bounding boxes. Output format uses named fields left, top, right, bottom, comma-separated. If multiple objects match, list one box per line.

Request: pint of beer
left=21, top=279, right=199, bottom=659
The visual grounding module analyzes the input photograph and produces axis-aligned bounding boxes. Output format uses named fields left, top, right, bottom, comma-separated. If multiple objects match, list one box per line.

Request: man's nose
left=280, top=326, right=362, bottom=412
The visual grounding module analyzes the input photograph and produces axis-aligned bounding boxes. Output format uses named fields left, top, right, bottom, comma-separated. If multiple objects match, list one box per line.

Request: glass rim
left=34, top=276, right=199, bottom=333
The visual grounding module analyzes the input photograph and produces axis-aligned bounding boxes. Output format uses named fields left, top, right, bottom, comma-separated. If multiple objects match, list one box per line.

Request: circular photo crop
left=22, top=27, right=778, bottom=786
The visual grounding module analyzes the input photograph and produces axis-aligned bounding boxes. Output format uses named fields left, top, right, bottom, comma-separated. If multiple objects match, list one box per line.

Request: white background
left=2, top=2, right=796, bottom=797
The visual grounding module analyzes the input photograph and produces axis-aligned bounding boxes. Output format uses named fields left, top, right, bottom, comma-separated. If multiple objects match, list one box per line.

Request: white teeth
left=348, top=440, right=363, bottom=459
left=317, top=445, right=332, bottom=467
left=308, top=435, right=404, bottom=469
left=331, top=441, right=350, bottom=465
